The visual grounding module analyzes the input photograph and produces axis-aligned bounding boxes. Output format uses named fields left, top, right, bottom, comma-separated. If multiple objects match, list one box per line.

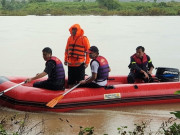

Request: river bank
left=1, top=103, right=180, bottom=135
left=0, top=1, right=180, bottom=16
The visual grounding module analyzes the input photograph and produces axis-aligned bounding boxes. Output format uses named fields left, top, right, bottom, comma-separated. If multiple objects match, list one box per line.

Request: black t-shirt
left=44, top=60, right=56, bottom=81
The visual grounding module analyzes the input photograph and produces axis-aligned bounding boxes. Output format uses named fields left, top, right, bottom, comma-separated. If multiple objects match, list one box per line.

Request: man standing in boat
left=64, top=24, right=90, bottom=88
left=80, top=46, right=111, bottom=88
left=127, top=46, right=154, bottom=83
left=26, top=47, right=65, bottom=90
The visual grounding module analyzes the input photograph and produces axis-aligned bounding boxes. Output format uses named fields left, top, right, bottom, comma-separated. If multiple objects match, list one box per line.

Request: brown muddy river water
left=0, top=16, right=180, bottom=134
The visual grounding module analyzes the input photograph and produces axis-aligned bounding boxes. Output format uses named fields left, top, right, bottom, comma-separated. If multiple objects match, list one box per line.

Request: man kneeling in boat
left=80, top=46, right=111, bottom=88
left=127, top=46, right=154, bottom=83
left=26, top=47, right=65, bottom=90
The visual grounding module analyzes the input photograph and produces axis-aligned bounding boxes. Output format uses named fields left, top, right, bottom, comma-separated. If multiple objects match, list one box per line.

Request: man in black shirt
left=127, top=46, right=154, bottom=83
left=26, top=47, right=65, bottom=90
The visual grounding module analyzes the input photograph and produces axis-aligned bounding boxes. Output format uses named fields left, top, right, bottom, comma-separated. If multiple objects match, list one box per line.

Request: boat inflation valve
left=134, top=85, right=138, bottom=89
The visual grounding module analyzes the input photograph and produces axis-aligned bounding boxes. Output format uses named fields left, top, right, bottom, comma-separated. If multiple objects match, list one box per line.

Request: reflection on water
left=1, top=102, right=180, bottom=134
left=0, top=16, right=180, bottom=134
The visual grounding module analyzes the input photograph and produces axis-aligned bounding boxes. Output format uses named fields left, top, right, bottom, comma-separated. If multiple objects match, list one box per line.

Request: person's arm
left=147, top=55, right=154, bottom=75
left=148, top=67, right=154, bottom=75
left=64, top=37, right=70, bottom=66
left=80, top=61, right=98, bottom=84
left=26, top=72, right=47, bottom=83
left=80, top=72, right=97, bottom=84
left=130, top=57, right=142, bottom=72
left=84, top=37, right=90, bottom=68
left=26, top=61, right=55, bottom=83
left=109, top=67, right=111, bottom=72
left=140, top=69, right=149, bottom=79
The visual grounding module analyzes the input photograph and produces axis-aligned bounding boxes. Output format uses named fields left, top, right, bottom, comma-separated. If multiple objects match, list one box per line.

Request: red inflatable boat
left=0, top=73, right=180, bottom=112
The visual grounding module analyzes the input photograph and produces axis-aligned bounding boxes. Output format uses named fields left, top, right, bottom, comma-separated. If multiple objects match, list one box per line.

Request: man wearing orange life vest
left=127, top=46, right=154, bottom=83
left=64, top=24, right=90, bottom=87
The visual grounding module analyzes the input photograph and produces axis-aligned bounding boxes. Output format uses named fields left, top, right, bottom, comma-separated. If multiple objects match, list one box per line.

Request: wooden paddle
left=46, top=83, right=81, bottom=108
left=0, top=81, right=26, bottom=96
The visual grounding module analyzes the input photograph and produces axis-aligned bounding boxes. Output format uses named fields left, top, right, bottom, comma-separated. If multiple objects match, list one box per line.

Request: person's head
left=72, top=28, right=77, bottom=36
left=42, top=47, right=52, bottom=61
left=87, top=46, right=99, bottom=59
left=136, top=46, right=145, bottom=58
left=69, top=24, right=84, bottom=37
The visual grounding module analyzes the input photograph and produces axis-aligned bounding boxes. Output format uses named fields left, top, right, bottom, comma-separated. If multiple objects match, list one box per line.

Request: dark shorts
left=68, top=63, right=85, bottom=85
left=127, top=71, right=152, bottom=83
left=33, top=79, right=65, bottom=91
left=79, top=82, right=102, bottom=88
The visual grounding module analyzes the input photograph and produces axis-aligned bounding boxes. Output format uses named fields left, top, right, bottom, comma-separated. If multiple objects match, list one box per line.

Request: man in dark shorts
left=26, top=47, right=65, bottom=90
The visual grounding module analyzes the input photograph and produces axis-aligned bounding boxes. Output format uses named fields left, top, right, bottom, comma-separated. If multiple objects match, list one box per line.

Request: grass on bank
left=0, top=1, right=180, bottom=16
left=0, top=92, right=180, bottom=134
left=0, top=112, right=180, bottom=135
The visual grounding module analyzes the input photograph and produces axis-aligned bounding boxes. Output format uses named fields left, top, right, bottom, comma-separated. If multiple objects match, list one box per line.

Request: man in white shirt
left=80, top=46, right=111, bottom=88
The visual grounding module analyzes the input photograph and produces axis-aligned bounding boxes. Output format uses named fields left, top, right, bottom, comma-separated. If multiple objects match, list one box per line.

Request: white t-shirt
left=91, top=61, right=107, bottom=86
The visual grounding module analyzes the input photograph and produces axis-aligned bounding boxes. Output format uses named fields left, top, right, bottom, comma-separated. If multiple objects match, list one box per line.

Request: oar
left=46, top=83, right=81, bottom=108
left=0, top=81, right=26, bottom=96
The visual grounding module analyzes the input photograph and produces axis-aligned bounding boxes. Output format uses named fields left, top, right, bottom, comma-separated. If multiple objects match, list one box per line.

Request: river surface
left=0, top=16, right=180, bottom=134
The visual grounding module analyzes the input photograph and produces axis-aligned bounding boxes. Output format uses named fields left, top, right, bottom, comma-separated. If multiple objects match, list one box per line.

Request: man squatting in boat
left=127, top=46, right=154, bottom=83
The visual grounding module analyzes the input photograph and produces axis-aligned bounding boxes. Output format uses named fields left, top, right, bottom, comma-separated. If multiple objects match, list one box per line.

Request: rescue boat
left=0, top=67, right=180, bottom=112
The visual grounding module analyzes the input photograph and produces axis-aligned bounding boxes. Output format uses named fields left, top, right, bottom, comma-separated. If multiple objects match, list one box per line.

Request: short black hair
left=89, top=46, right=99, bottom=54
left=42, top=47, right=52, bottom=54
left=136, top=46, right=145, bottom=52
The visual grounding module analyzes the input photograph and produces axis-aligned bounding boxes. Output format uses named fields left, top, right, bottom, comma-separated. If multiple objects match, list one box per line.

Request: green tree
left=29, top=0, right=46, bottom=3
left=96, top=0, right=120, bottom=10
left=1, top=0, right=6, bottom=8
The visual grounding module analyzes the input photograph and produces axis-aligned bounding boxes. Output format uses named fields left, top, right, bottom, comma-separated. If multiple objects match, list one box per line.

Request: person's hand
left=84, top=64, right=88, bottom=68
left=80, top=80, right=86, bottom=85
left=144, top=72, right=149, bottom=79
left=109, top=67, right=111, bottom=72
left=26, top=78, right=32, bottom=83
left=64, top=61, right=67, bottom=66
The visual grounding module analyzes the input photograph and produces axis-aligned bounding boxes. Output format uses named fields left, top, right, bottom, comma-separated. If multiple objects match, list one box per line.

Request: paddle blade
left=46, top=95, right=64, bottom=108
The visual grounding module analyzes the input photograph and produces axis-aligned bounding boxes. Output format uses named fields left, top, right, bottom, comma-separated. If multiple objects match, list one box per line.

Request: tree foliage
left=96, top=0, right=120, bottom=10
left=1, top=0, right=26, bottom=10
left=1, top=0, right=6, bottom=8
left=73, top=0, right=81, bottom=2
left=29, top=0, right=46, bottom=3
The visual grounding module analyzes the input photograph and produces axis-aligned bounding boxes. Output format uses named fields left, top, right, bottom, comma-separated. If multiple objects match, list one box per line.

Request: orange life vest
left=132, top=53, right=148, bottom=71
left=65, top=24, right=90, bottom=67
left=132, top=53, right=148, bottom=65
left=67, top=36, right=86, bottom=59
